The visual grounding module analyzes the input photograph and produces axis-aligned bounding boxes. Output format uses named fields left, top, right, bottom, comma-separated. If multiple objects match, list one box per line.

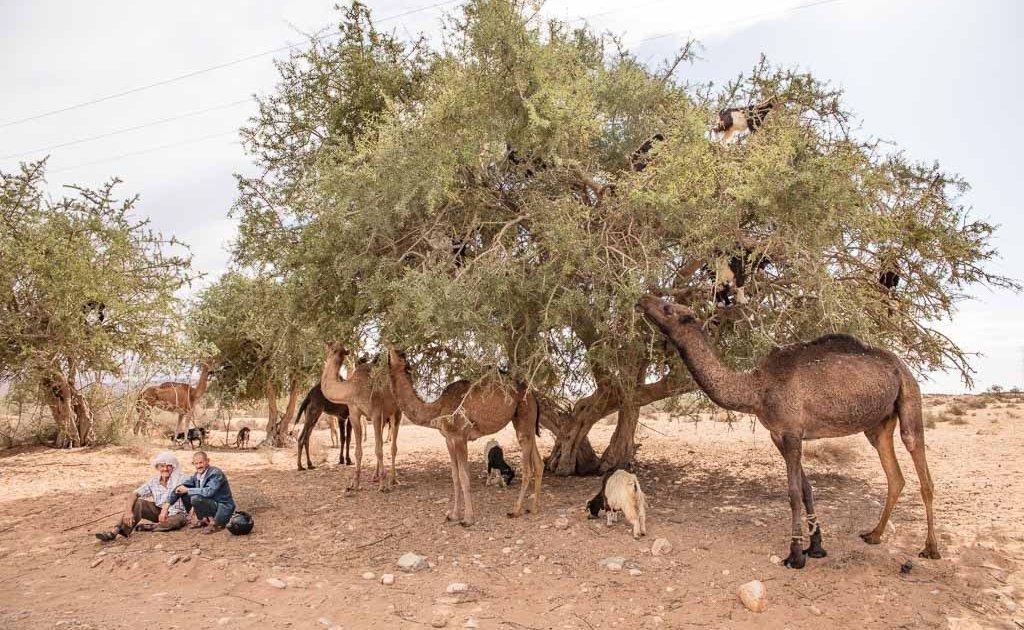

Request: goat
left=586, top=468, right=647, bottom=539
left=630, top=133, right=665, bottom=172
left=714, top=99, right=775, bottom=144
left=711, top=247, right=771, bottom=306
left=483, top=439, right=515, bottom=487
left=173, top=427, right=207, bottom=450
left=234, top=426, right=251, bottom=449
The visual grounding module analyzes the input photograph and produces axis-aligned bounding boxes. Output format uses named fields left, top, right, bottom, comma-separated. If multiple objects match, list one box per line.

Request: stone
left=446, top=582, right=470, bottom=594
left=554, top=517, right=570, bottom=530
left=398, top=552, right=429, bottom=572
left=192, top=548, right=202, bottom=556
left=522, top=566, right=532, bottom=574
left=651, top=538, right=672, bottom=556
left=464, top=617, right=480, bottom=628
left=381, top=574, right=395, bottom=585
left=737, top=580, right=767, bottom=613
left=502, top=547, right=513, bottom=554
left=217, top=617, right=231, bottom=626
left=284, top=576, right=306, bottom=589
left=246, top=573, right=258, bottom=583
left=89, top=558, right=103, bottom=568
left=362, top=572, right=376, bottom=580
left=629, top=569, right=642, bottom=577
left=600, top=557, right=625, bottom=571
left=166, top=555, right=180, bottom=567
left=768, top=555, right=782, bottom=566
left=319, top=618, right=332, bottom=626
left=267, top=578, right=287, bottom=589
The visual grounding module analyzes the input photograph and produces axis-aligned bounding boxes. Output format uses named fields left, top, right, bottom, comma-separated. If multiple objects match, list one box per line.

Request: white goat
left=586, top=469, right=647, bottom=539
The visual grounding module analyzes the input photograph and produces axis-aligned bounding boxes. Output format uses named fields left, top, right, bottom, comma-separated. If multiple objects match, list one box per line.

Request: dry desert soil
left=1, top=394, right=1022, bottom=629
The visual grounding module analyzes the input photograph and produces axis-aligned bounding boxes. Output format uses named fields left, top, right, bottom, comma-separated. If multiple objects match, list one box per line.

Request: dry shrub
left=963, top=397, right=988, bottom=410
left=948, top=403, right=967, bottom=416
left=950, top=414, right=969, bottom=426
left=804, top=440, right=859, bottom=467
left=924, top=410, right=952, bottom=427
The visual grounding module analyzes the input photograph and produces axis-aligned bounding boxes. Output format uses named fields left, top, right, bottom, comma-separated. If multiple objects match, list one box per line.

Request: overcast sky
left=2, top=0, right=1020, bottom=392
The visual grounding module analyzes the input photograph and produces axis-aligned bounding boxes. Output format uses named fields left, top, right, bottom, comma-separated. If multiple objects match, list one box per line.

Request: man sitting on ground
left=175, top=451, right=235, bottom=535
left=95, top=451, right=189, bottom=541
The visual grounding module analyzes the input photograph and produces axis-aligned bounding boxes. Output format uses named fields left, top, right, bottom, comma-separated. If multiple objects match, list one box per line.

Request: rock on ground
left=738, top=580, right=767, bottom=613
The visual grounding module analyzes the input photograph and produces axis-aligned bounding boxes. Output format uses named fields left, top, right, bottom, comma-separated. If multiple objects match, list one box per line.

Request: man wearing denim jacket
left=175, top=451, right=236, bottom=534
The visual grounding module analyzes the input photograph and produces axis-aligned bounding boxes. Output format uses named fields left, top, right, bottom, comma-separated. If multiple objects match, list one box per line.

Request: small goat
left=234, top=426, right=251, bottom=449
left=714, top=99, right=775, bottom=144
left=173, top=427, right=207, bottom=450
left=483, top=439, right=515, bottom=487
left=586, top=469, right=647, bottom=539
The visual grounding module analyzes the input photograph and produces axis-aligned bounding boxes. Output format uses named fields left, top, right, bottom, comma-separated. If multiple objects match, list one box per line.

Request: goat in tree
left=638, top=295, right=939, bottom=569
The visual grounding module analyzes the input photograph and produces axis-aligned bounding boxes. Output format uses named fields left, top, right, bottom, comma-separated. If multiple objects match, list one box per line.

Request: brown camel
left=293, top=381, right=353, bottom=471
left=638, top=295, right=939, bottom=569
left=387, top=348, right=543, bottom=527
left=320, top=343, right=402, bottom=492
left=135, top=362, right=215, bottom=437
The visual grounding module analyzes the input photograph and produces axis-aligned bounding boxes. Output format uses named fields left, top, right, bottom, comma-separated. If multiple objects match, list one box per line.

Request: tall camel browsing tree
left=231, top=0, right=1015, bottom=474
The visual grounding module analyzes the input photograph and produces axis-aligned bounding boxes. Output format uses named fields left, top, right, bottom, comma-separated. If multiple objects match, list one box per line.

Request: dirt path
left=1, top=397, right=1022, bottom=629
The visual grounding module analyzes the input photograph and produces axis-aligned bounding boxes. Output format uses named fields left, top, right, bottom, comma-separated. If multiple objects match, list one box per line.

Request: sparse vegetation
left=804, top=440, right=859, bottom=467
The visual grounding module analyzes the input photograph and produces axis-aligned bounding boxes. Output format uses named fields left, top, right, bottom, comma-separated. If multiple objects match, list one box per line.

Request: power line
left=49, top=130, right=238, bottom=174
left=0, top=0, right=462, bottom=131
left=1, top=99, right=250, bottom=161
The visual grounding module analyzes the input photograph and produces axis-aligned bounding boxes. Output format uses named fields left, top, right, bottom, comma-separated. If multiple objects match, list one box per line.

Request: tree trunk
left=263, top=379, right=283, bottom=447
left=41, top=374, right=94, bottom=448
left=282, top=379, right=300, bottom=430
left=598, top=399, right=640, bottom=472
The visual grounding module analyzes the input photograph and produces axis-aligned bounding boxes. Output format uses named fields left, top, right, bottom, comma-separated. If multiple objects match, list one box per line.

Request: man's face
left=193, top=455, right=209, bottom=475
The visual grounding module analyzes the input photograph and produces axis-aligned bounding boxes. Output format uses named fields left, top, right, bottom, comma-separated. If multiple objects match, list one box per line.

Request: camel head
left=637, top=295, right=698, bottom=336
left=324, top=341, right=349, bottom=363
left=387, top=348, right=409, bottom=374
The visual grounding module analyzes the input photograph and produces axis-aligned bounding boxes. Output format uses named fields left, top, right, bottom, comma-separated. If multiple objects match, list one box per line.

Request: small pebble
left=381, top=574, right=395, bottom=585
left=362, top=571, right=376, bottom=580
left=267, top=578, right=287, bottom=589
left=629, top=569, right=642, bottom=577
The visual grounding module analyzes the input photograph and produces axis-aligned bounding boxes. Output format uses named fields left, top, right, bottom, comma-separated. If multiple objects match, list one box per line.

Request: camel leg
left=348, top=409, right=364, bottom=491
left=509, top=431, right=535, bottom=518
left=772, top=432, right=807, bottom=569
left=454, top=437, right=474, bottom=526
left=861, top=416, right=903, bottom=545
left=387, top=412, right=401, bottom=489
left=344, top=418, right=353, bottom=465
left=372, top=414, right=387, bottom=490
left=329, top=416, right=339, bottom=448
left=444, top=437, right=463, bottom=523
left=296, top=413, right=315, bottom=471
left=903, top=435, right=940, bottom=559
left=800, top=470, right=827, bottom=558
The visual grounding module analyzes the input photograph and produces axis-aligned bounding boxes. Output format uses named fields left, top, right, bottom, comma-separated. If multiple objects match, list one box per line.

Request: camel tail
left=895, top=363, right=925, bottom=452
left=293, top=388, right=313, bottom=426
left=534, top=394, right=541, bottom=437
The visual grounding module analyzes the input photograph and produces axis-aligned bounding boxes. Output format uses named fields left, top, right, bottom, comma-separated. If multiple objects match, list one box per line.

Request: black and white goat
left=483, top=439, right=515, bottom=487
left=630, top=133, right=665, bottom=172
left=714, top=99, right=775, bottom=144
left=712, top=247, right=771, bottom=306
left=173, top=427, right=207, bottom=449
left=586, top=468, right=647, bottom=539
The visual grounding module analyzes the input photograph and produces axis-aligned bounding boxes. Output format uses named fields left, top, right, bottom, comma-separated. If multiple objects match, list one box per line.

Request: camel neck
left=387, top=366, right=440, bottom=427
left=193, top=367, right=210, bottom=400
left=320, top=355, right=350, bottom=401
left=670, top=323, right=761, bottom=415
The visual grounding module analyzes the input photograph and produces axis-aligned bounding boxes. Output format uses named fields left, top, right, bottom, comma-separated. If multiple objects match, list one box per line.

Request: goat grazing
left=714, top=99, right=775, bottom=144
left=586, top=469, right=647, bottom=539
left=173, top=427, right=207, bottom=450
left=234, top=426, right=251, bottom=449
left=483, top=439, right=515, bottom=487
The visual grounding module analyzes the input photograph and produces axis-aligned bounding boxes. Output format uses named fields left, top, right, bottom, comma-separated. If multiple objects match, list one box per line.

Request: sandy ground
left=0, top=396, right=1022, bottom=630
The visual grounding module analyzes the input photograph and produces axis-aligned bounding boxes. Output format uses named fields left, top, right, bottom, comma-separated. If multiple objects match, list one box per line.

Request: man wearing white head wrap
left=95, top=451, right=191, bottom=541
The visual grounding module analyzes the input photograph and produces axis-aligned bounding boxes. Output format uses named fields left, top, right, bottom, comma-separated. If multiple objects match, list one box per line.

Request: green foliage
left=0, top=160, right=193, bottom=445
left=230, top=0, right=1016, bottom=468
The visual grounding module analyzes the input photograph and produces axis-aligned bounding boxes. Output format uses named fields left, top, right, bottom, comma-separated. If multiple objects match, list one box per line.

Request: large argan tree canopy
left=0, top=161, right=193, bottom=447
left=232, top=0, right=1015, bottom=474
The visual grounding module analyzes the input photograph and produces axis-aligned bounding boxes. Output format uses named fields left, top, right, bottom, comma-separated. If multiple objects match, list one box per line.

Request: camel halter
left=806, top=514, right=821, bottom=536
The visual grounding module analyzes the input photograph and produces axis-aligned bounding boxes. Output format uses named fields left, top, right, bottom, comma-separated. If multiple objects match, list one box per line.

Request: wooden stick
left=61, top=509, right=121, bottom=532
left=355, top=532, right=393, bottom=549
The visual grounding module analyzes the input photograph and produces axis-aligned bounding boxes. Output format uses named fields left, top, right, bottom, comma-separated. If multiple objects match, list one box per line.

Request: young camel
left=638, top=295, right=939, bottom=569
left=387, top=349, right=542, bottom=527
left=135, top=361, right=214, bottom=437
left=320, top=343, right=402, bottom=492
left=293, top=382, right=353, bottom=471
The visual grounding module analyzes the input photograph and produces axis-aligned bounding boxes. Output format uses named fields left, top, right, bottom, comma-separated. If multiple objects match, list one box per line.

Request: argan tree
left=233, top=0, right=1014, bottom=472
left=188, top=272, right=323, bottom=446
left=0, top=161, right=193, bottom=447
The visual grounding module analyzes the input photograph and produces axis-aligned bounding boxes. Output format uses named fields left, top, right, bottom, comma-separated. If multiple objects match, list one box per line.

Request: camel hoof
left=506, top=511, right=523, bottom=519
left=783, top=552, right=806, bottom=569
left=918, top=547, right=941, bottom=560
left=460, top=520, right=473, bottom=528
left=805, top=546, right=828, bottom=559
left=860, top=532, right=882, bottom=545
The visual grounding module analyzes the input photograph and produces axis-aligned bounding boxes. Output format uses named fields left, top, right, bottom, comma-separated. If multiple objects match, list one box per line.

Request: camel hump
left=804, top=333, right=872, bottom=353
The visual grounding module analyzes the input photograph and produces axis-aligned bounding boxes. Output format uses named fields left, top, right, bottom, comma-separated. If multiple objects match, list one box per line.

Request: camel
left=320, top=343, right=402, bottom=491
left=293, top=381, right=353, bottom=471
left=386, top=348, right=543, bottom=527
left=638, top=295, right=939, bottom=569
left=135, top=361, right=215, bottom=437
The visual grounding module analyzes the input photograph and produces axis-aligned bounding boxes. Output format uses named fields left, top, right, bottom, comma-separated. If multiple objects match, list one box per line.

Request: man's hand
left=175, top=485, right=188, bottom=495
left=121, top=511, right=134, bottom=527
left=158, top=506, right=168, bottom=523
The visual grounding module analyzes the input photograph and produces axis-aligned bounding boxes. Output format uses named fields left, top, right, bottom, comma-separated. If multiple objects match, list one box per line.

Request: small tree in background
left=0, top=161, right=193, bottom=447
left=232, top=0, right=1016, bottom=472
